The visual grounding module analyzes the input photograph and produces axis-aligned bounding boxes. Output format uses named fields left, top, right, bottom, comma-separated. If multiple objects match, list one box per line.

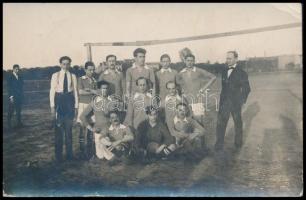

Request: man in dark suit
left=7, top=64, right=24, bottom=130
left=215, top=51, right=251, bottom=151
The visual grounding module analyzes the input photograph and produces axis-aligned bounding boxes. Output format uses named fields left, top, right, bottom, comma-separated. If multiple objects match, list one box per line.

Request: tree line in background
left=2, top=59, right=301, bottom=81
left=2, top=60, right=225, bottom=80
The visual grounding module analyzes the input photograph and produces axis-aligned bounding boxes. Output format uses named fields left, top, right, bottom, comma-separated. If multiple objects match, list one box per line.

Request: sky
left=3, top=3, right=302, bottom=69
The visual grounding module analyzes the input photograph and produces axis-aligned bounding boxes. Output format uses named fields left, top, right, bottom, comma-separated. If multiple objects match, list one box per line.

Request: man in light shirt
left=156, top=54, right=178, bottom=101
left=176, top=54, right=216, bottom=123
left=168, top=103, right=207, bottom=162
left=96, top=110, right=134, bottom=165
left=76, top=61, right=97, bottom=160
left=124, top=77, right=158, bottom=131
left=80, top=80, right=121, bottom=160
left=125, top=48, right=156, bottom=98
left=162, top=81, right=190, bottom=130
left=99, top=55, right=125, bottom=100
left=50, top=56, right=78, bottom=162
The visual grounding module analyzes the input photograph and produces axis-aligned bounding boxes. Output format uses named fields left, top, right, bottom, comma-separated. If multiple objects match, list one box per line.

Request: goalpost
left=82, top=22, right=301, bottom=123
left=84, top=22, right=301, bottom=62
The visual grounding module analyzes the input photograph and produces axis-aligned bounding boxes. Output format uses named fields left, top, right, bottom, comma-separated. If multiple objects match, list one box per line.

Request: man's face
left=135, top=53, right=146, bottom=66
left=61, top=59, right=71, bottom=71
left=185, top=57, right=195, bottom=68
left=107, top=56, right=116, bottom=69
left=137, top=79, right=148, bottom=93
left=110, top=113, right=120, bottom=126
left=226, top=52, right=237, bottom=66
left=13, top=67, right=20, bottom=74
left=100, top=85, right=109, bottom=97
left=176, top=105, right=187, bottom=119
left=160, top=57, right=171, bottom=69
left=148, top=110, right=158, bottom=123
left=86, top=65, right=95, bottom=78
left=167, top=82, right=177, bottom=96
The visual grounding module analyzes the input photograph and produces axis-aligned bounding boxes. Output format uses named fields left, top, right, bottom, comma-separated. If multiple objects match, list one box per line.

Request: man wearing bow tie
left=7, top=64, right=24, bottom=130
left=215, top=51, right=251, bottom=151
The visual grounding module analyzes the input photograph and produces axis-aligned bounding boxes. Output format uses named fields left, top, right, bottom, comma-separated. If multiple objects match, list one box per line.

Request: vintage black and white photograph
left=2, top=3, right=303, bottom=197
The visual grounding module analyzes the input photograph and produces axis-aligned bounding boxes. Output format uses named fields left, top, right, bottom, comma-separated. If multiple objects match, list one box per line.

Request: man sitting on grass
left=168, top=103, right=208, bottom=162
left=135, top=106, right=177, bottom=163
left=80, top=80, right=121, bottom=160
left=97, top=110, right=134, bottom=165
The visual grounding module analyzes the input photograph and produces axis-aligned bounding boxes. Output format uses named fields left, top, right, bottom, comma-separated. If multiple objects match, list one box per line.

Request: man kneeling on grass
left=97, top=110, right=134, bottom=165
left=168, top=103, right=208, bottom=162
left=135, top=106, right=177, bottom=163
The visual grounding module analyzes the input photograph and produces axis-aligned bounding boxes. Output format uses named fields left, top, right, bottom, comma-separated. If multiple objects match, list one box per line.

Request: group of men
left=7, top=47, right=251, bottom=166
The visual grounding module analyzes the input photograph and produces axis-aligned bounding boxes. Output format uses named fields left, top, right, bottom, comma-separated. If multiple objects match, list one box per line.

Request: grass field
left=2, top=72, right=303, bottom=197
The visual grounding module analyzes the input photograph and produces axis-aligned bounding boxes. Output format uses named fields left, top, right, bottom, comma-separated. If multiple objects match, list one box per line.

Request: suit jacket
left=7, top=73, right=24, bottom=101
left=219, top=64, right=250, bottom=107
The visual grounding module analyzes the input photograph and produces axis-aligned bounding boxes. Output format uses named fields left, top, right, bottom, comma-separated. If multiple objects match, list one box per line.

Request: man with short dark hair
left=162, top=81, right=190, bottom=129
left=76, top=61, right=97, bottom=159
left=156, top=54, right=178, bottom=101
left=7, top=64, right=24, bottom=130
left=124, top=77, right=158, bottom=131
left=50, top=56, right=78, bottom=162
left=126, top=48, right=156, bottom=97
left=167, top=103, right=207, bottom=161
left=215, top=51, right=251, bottom=151
left=176, top=54, right=216, bottom=122
left=135, top=106, right=176, bottom=162
left=99, top=55, right=125, bottom=99
left=96, top=110, right=134, bottom=165
left=80, top=80, right=121, bottom=159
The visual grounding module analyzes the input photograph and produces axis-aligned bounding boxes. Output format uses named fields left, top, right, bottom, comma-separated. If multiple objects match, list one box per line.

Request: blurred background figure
left=7, top=64, right=24, bottom=131
left=173, top=47, right=193, bottom=72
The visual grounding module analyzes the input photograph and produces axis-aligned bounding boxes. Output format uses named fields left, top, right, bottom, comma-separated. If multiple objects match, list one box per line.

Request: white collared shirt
left=109, top=123, right=126, bottom=131
left=173, top=115, right=188, bottom=124
left=94, top=95, right=112, bottom=103
left=165, top=94, right=182, bottom=103
left=134, top=92, right=152, bottom=100
left=180, top=66, right=196, bottom=73
left=49, top=69, right=78, bottom=108
left=103, top=69, right=120, bottom=75
left=131, top=63, right=150, bottom=70
left=160, top=68, right=172, bottom=73
left=81, top=75, right=96, bottom=83
left=227, top=63, right=237, bottom=78
left=13, top=72, right=19, bottom=80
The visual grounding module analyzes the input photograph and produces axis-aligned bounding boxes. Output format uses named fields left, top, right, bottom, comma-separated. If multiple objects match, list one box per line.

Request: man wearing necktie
left=215, top=51, right=251, bottom=151
left=50, top=56, right=79, bottom=162
left=7, top=64, right=24, bottom=130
